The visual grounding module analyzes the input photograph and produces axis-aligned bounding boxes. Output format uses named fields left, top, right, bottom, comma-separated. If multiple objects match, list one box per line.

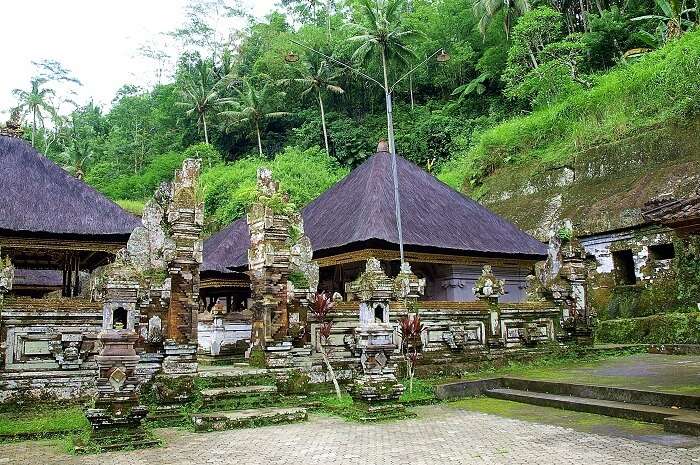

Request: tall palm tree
left=473, top=0, right=531, bottom=40
left=349, top=0, right=417, bottom=96
left=176, top=60, right=226, bottom=144
left=220, top=78, right=289, bottom=156
left=285, top=60, right=344, bottom=156
left=12, top=77, right=56, bottom=146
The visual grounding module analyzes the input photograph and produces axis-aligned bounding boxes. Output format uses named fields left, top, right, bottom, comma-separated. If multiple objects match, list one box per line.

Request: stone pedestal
left=83, top=330, right=156, bottom=451
left=162, top=340, right=198, bottom=375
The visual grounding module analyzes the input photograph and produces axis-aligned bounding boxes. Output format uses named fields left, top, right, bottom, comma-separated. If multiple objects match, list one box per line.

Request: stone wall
left=0, top=297, right=102, bottom=403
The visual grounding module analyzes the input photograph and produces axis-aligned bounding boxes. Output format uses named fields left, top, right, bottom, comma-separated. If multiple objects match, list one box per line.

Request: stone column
left=0, top=252, right=13, bottom=370
left=247, top=168, right=291, bottom=349
left=472, top=265, right=506, bottom=348
left=163, top=159, right=203, bottom=375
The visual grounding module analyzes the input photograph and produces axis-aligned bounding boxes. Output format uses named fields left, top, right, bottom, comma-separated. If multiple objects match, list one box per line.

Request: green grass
left=115, top=199, right=146, bottom=216
left=0, top=407, right=89, bottom=441
left=438, top=31, right=700, bottom=189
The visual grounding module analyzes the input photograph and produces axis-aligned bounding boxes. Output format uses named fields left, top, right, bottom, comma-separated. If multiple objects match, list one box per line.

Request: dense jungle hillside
left=6, top=0, right=700, bottom=235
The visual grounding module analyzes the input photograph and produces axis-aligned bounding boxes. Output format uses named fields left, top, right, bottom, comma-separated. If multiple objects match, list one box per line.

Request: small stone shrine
left=83, top=329, right=155, bottom=451
left=346, top=258, right=420, bottom=419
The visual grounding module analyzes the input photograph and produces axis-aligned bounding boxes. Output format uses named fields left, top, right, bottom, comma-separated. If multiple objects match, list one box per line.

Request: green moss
left=595, top=312, right=700, bottom=344
left=248, top=347, right=267, bottom=368
left=450, top=397, right=664, bottom=437
left=276, top=370, right=311, bottom=395
left=288, top=271, right=309, bottom=289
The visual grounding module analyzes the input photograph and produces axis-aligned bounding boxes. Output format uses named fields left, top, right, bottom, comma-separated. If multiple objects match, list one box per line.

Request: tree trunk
left=318, top=91, right=330, bottom=156
left=255, top=121, right=263, bottom=156
left=32, top=109, right=36, bottom=147
left=320, top=346, right=342, bottom=399
left=409, top=75, right=415, bottom=111
left=327, top=0, right=332, bottom=40
left=203, top=113, right=209, bottom=145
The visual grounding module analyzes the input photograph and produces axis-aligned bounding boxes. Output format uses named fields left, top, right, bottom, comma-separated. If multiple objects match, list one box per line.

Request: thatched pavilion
left=202, top=143, right=546, bottom=307
left=0, top=135, right=139, bottom=297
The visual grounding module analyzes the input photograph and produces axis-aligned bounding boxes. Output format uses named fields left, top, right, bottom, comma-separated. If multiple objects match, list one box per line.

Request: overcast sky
left=0, top=0, right=277, bottom=120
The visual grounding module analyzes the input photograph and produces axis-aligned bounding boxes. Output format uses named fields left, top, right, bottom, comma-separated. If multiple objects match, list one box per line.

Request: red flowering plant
left=309, top=292, right=342, bottom=399
left=398, top=312, right=425, bottom=393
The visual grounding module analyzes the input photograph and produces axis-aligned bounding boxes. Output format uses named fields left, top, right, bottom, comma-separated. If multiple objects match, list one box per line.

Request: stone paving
left=1, top=405, right=699, bottom=465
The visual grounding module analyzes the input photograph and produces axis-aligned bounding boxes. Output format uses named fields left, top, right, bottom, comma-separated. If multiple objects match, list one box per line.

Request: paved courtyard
left=0, top=405, right=698, bottom=465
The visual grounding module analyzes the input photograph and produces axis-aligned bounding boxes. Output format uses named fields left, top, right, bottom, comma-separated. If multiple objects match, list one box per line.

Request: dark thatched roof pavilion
left=0, top=136, right=140, bottom=295
left=203, top=146, right=546, bottom=277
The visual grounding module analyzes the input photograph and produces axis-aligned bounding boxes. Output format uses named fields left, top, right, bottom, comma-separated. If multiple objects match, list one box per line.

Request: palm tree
left=349, top=0, right=417, bottom=95
left=220, top=78, right=289, bottom=156
left=176, top=60, right=226, bottom=144
left=472, top=0, right=531, bottom=40
left=285, top=60, right=344, bottom=156
left=12, top=77, right=56, bottom=146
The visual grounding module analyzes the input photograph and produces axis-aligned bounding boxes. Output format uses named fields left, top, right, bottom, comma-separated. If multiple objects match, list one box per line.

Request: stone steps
left=192, top=407, right=308, bottom=432
left=198, top=365, right=276, bottom=388
left=200, top=385, right=279, bottom=409
left=485, top=388, right=700, bottom=435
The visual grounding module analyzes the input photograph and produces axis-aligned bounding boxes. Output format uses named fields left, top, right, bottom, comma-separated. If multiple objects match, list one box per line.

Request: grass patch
left=115, top=199, right=146, bottom=216
left=0, top=407, right=89, bottom=442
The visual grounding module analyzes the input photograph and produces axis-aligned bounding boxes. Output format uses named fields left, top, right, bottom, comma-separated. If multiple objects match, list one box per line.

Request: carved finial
left=377, top=139, right=389, bottom=153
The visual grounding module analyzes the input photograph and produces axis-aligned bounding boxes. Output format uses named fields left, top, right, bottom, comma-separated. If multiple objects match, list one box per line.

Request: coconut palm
left=285, top=60, right=344, bottom=156
left=12, top=77, right=57, bottom=147
left=349, top=0, right=418, bottom=93
left=176, top=60, right=226, bottom=144
left=473, top=0, right=531, bottom=40
left=219, top=78, right=289, bottom=156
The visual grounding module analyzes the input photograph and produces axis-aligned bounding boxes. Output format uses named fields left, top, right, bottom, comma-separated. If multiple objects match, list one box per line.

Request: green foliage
left=183, top=143, right=223, bottom=168
left=249, top=346, right=267, bottom=368
left=674, top=236, right=700, bottom=305
left=201, top=145, right=347, bottom=229
left=595, top=312, right=700, bottom=344
left=115, top=199, right=146, bottom=216
left=439, top=30, right=700, bottom=187
left=0, top=407, right=88, bottom=441
left=97, top=151, right=187, bottom=200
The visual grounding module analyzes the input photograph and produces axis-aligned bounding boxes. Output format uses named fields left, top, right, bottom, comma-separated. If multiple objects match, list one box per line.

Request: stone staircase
left=437, top=377, right=700, bottom=436
left=192, top=364, right=308, bottom=432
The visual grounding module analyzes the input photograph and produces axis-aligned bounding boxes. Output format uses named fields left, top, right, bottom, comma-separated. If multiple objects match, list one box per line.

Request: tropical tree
left=284, top=60, right=344, bottom=156
left=472, top=0, right=531, bottom=40
left=632, top=0, right=696, bottom=42
left=219, top=78, right=289, bottom=156
left=12, top=77, right=57, bottom=146
left=349, top=0, right=417, bottom=76
left=176, top=60, right=226, bottom=144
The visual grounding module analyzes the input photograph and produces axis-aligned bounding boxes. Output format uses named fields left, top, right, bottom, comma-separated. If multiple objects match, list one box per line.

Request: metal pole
left=386, top=90, right=404, bottom=265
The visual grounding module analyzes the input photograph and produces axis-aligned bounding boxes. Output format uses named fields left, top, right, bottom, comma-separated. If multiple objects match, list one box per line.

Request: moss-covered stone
left=595, top=312, right=700, bottom=344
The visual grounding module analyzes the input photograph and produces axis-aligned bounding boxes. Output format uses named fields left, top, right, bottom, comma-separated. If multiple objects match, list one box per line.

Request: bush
left=595, top=312, right=700, bottom=344
left=200, top=145, right=348, bottom=230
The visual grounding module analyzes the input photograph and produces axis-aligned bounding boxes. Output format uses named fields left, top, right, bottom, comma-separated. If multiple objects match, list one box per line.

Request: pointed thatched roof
left=203, top=147, right=546, bottom=273
left=0, top=136, right=139, bottom=238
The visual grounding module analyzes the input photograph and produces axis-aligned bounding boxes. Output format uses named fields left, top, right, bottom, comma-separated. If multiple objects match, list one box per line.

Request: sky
left=0, top=0, right=277, bottom=121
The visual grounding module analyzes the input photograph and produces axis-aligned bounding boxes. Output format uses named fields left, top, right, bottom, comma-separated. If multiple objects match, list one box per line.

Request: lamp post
left=285, top=42, right=450, bottom=264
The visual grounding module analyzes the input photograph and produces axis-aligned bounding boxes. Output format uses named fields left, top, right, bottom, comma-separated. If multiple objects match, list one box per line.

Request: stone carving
left=472, top=265, right=506, bottom=300
left=84, top=330, right=153, bottom=450
left=0, top=252, right=14, bottom=305
left=393, top=262, right=425, bottom=300
left=127, top=183, right=176, bottom=272
left=534, top=219, right=592, bottom=339
left=48, top=334, right=86, bottom=370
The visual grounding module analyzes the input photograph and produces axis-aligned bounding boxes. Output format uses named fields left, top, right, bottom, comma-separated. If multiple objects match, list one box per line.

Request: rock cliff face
left=474, top=119, right=700, bottom=240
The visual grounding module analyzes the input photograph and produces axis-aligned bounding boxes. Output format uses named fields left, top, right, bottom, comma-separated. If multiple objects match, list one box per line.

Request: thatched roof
left=0, top=136, right=139, bottom=238
left=203, top=147, right=545, bottom=273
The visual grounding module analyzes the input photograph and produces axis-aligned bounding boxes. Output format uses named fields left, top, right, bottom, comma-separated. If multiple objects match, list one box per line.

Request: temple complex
left=199, top=142, right=569, bottom=372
